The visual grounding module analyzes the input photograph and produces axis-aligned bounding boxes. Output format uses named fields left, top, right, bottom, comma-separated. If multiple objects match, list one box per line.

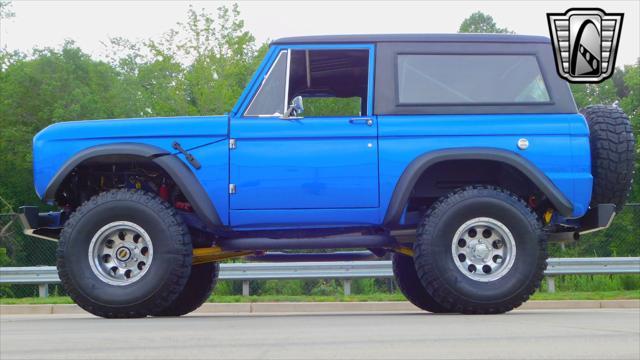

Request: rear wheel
left=392, top=253, right=448, bottom=313
left=57, top=189, right=192, bottom=318
left=414, top=186, right=547, bottom=314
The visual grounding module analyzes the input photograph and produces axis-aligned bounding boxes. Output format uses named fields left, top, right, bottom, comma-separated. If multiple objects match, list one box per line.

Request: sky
left=1, top=0, right=639, bottom=66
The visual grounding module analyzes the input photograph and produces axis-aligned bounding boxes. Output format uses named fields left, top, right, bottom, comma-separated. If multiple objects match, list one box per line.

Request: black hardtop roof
left=272, top=33, right=550, bottom=45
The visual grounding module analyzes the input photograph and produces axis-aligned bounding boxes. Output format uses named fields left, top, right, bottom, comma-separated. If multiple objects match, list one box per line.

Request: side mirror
left=284, top=96, right=304, bottom=118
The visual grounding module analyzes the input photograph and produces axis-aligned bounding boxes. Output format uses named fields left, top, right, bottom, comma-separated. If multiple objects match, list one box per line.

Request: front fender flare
left=383, top=148, right=574, bottom=226
left=43, top=143, right=222, bottom=229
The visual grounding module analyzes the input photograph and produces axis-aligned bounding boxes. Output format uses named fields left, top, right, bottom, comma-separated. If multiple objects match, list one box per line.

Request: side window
left=397, top=54, right=550, bottom=105
left=245, top=51, right=288, bottom=117
left=288, top=49, right=369, bottom=117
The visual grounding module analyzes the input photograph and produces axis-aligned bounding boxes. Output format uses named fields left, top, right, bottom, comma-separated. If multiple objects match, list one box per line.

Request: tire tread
left=153, top=262, right=219, bottom=317
left=392, top=253, right=448, bottom=313
left=414, top=185, right=548, bottom=314
left=581, top=105, right=635, bottom=209
left=57, top=189, right=192, bottom=318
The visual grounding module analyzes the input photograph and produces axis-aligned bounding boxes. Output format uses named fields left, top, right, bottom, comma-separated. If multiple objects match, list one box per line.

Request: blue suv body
left=21, top=34, right=634, bottom=317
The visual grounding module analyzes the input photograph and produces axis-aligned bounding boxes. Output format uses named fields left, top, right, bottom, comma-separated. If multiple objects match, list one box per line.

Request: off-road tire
left=414, top=186, right=547, bottom=314
left=153, top=262, right=220, bottom=316
left=153, top=229, right=219, bottom=316
left=581, top=105, right=635, bottom=209
left=392, top=253, right=448, bottom=313
left=57, top=189, right=192, bottom=318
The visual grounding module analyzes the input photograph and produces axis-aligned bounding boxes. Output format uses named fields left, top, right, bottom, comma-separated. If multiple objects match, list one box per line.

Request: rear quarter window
left=397, top=54, right=550, bottom=105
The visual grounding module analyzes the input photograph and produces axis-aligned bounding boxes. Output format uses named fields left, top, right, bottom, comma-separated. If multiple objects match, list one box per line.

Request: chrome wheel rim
left=88, top=221, right=153, bottom=286
left=451, top=217, right=516, bottom=282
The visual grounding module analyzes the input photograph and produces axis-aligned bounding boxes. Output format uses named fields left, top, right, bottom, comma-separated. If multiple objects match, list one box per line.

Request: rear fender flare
left=383, top=148, right=574, bottom=226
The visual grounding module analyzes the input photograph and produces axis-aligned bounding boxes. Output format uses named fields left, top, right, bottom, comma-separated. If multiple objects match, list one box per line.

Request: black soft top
left=272, top=33, right=550, bottom=45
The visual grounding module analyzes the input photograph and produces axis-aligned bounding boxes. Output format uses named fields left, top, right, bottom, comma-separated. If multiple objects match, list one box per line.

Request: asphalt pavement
left=1, top=308, right=639, bottom=360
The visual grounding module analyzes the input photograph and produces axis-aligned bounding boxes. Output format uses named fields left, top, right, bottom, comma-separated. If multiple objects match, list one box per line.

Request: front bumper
left=18, top=206, right=64, bottom=241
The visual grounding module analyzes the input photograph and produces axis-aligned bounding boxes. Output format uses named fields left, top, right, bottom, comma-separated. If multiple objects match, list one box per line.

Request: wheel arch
left=44, top=143, right=222, bottom=229
left=383, top=148, right=574, bottom=226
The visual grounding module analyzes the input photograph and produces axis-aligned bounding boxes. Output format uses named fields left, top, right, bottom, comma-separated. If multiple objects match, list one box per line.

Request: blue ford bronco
left=20, top=34, right=635, bottom=317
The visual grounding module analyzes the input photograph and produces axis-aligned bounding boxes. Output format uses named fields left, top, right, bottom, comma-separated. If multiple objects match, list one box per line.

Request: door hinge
left=229, top=184, right=236, bottom=194
left=229, top=138, right=236, bottom=150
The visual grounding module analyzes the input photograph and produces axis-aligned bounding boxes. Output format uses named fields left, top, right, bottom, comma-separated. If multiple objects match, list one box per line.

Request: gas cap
left=517, top=138, right=529, bottom=150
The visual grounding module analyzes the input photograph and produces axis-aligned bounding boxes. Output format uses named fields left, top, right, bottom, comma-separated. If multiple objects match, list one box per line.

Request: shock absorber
left=158, top=178, right=170, bottom=201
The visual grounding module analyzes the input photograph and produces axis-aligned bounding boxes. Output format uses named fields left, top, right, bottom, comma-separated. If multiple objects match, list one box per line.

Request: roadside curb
left=1, top=300, right=638, bottom=316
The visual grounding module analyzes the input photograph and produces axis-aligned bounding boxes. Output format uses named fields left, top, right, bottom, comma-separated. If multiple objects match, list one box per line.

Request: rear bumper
left=578, top=204, right=616, bottom=234
left=18, top=206, right=64, bottom=241
left=549, top=204, right=616, bottom=242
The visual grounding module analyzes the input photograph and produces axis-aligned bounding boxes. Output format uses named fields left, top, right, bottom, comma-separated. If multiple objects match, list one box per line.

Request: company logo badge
left=547, top=8, right=623, bottom=83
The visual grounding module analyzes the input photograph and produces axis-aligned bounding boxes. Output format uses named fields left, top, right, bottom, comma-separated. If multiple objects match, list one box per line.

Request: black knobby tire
left=414, top=186, right=547, bottom=314
left=57, top=189, right=192, bottom=318
left=581, top=105, right=635, bottom=209
left=153, top=262, right=220, bottom=316
left=392, top=253, right=448, bottom=313
left=154, top=229, right=220, bottom=317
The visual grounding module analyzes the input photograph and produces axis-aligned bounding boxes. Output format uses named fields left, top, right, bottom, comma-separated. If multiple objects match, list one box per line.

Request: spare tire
left=581, top=105, right=635, bottom=210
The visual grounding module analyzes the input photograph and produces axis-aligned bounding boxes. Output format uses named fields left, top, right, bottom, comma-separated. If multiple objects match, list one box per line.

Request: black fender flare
left=43, top=143, right=222, bottom=229
left=383, top=147, right=574, bottom=226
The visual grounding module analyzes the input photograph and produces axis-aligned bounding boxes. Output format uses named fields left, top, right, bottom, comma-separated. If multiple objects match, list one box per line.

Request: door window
left=288, top=49, right=369, bottom=117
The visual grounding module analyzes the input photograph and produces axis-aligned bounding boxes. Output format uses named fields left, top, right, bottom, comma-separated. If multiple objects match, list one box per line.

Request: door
left=229, top=46, right=378, bottom=227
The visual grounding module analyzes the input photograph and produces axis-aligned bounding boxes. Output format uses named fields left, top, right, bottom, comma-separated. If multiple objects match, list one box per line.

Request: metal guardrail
left=1, top=257, right=639, bottom=297
left=545, top=257, right=640, bottom=275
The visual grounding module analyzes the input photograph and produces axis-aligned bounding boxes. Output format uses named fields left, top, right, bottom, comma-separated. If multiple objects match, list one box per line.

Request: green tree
left=105, top=4, right=266, bottom=117
left=620, top=61, right=640, bottom=135
left=458, top=11, right=514, bottom=34
left=179, top=4, right=266, bottom=115
left=619, top=61, right=640, bottom=203
left=0, top=42, right=139, bottom=207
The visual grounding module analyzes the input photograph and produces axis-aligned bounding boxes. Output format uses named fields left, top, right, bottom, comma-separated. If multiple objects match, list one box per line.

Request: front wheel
left=153, top=262, right=220, bottom=317
left=414, top=186, right=547, bottom=314
left=57, top=189, right=193, bottom=318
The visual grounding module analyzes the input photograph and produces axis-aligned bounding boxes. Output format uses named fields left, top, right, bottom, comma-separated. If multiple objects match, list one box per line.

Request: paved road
left=1, top=309, right=639, bottom=360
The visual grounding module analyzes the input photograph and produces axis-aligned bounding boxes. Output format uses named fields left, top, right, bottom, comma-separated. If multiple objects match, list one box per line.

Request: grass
left=530, top=290, right=640, bottom=300
left=1, top=296, right=74, bottom=305
left=208, top=293, right=408, bottom=303
left=1, top=290, right=639, bottom=305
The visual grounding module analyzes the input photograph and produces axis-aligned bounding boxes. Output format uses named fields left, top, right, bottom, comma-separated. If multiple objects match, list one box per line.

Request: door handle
left=349, top=118, right=374, bottom=126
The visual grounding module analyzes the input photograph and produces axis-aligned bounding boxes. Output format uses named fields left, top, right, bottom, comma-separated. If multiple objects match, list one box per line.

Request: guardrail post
left=343, top=279, right=351, bottom=296
left=242, top=280, right=250, bottom=296
left=546, top=277, right=556, bottom=293
left=38, top=284, right=49, bottom=298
